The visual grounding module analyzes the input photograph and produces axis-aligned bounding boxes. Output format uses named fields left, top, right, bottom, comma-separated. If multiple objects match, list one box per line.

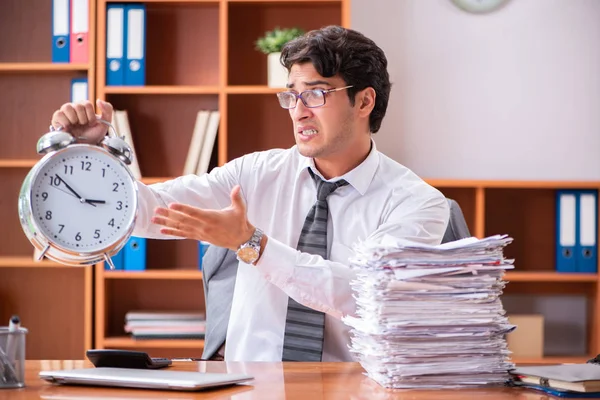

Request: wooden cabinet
left=431, top=180, right=600, bottom=365
left=92, top=0, right=350, bottom=358
left=0, top=0, right=96, bottom=359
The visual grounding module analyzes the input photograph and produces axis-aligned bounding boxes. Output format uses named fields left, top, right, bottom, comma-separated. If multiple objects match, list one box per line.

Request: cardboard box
left=507, top=314, right=544, bottom=358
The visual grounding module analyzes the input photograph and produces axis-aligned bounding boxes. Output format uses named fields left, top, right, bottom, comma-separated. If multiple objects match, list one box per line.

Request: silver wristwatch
left=236, top=227, right=264, bottom=264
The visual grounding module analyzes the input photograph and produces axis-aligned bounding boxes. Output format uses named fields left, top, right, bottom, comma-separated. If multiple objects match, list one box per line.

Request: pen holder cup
left=0, top=327, right=27, bottom=389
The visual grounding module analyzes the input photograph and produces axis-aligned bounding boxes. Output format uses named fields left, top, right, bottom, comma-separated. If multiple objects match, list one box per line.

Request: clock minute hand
left=55, top=174, right=96, bottom=207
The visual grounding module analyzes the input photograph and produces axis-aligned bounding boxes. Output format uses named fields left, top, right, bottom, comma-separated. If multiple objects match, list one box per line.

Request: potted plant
left=255, top=27, right=305, bottom=88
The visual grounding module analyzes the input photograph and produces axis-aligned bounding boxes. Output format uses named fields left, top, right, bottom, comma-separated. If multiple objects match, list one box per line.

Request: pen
left=7, top=315, right=20, bottom=363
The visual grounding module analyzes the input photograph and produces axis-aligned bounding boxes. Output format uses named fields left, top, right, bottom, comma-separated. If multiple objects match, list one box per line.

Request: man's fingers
left=83, top=101, right=96, bottom=124
left=97, top=99, right=113, bottom=124
left=229, top=185, right=245, bottom=212
left=60, top=103, right=79, bottom=125
left=167, top=203, right=209, bottom=219
left=51, top=110, right=70, bottom=130
left=74, top=103, right=89, bottom=125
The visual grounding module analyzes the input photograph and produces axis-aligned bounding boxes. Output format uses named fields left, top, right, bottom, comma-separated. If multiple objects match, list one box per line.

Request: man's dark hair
left=281, top=25, right=391, bottom=133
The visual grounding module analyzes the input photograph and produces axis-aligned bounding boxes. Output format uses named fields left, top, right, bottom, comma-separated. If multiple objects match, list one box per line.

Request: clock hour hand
left=85, top=199, right=106, bottom=205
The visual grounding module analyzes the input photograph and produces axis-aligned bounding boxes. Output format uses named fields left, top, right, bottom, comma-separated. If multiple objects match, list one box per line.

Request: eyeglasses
left=276, top=85, right=354, bottom=109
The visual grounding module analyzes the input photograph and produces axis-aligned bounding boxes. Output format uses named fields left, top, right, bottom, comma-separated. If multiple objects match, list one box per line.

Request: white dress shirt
left=132, top=141, right=450, bottom=362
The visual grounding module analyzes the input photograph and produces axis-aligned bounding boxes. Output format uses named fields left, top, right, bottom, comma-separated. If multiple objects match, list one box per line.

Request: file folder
left=198, top=241, right=210, bottom=271
left=108, top=250, right=124, bottom=270
left=70, top=78, right=88, bottom=103
left=123, top=236, right=147, bottom=271
left=556, top=191, right=577, bottom=272
left=577, top=190, right=598, bottom=273
left=52, top=0, right=70, bottom=63
left=70, top=0, right=89, bottom=63
left=124, top=4, right=146, bottom=86
left=106, top=4, right=125, bottom=85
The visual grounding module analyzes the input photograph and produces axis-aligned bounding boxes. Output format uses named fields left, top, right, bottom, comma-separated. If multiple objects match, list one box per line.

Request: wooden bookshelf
left=430, top=179, right=600, bottom=362
left=93, top=0, right=350, bottom=357
left=5, top=0, right=596, bottom=364
left=0, top=0, right=96, bottom=359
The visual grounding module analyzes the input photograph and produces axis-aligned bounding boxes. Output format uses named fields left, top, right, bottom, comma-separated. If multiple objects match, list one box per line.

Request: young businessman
left=50, top=25, right=449, bottom=362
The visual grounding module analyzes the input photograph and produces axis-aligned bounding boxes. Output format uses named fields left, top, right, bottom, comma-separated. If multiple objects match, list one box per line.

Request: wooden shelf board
left=426, top=179, right=600, bottom=189
left=104, top=86, right=220, bottom=95
left=141, top=177, right=173, bottom=185
left=0, top=159, right=39, bottom=168
left=106, top=0, right=217, bottom=2
left=0, top=256, right=73, bottom=268
left=0, top=63, right=90, bottom=72
left=513, top=356, right=591, bottom=365
left=228, top=0, right=341, bottom=2
left=226, top=85, right=284, bottom=94
left=103, top=336, right=204, bottom=349
left=504, top=272, right=597, bottom=282
left=103, top=270, right=203, bottom=280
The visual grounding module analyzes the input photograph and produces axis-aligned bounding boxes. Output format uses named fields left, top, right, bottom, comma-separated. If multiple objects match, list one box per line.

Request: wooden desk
left=0, top=360, right=568, bottom=399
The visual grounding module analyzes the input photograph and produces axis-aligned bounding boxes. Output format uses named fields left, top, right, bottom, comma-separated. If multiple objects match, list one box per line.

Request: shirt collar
left=295, top=139, right=380, bottom=196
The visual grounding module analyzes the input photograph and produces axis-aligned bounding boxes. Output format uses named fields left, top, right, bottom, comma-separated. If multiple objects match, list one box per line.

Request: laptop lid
left=39, top=367, right=254, bottom=391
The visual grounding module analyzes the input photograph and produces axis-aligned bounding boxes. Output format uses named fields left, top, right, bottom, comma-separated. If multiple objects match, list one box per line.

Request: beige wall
left=352, top=0, right=600, bottom=180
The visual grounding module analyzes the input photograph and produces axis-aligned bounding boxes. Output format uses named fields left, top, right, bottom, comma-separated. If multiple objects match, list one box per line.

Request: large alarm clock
left=18, top=119, right=138, bottom=269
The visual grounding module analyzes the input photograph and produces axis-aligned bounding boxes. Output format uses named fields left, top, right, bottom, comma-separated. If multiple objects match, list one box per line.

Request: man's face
left=286, top=63, right=359, bottom=161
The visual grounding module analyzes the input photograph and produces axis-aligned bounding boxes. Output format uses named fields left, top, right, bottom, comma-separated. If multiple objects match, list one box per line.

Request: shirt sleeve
left=132, top=156, right=246, bottom=239
left=255, top=188, right=450, bottom=320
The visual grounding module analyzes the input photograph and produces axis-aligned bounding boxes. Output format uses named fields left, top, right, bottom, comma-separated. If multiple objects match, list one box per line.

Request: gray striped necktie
left=282, top=169, right=349, bottom=361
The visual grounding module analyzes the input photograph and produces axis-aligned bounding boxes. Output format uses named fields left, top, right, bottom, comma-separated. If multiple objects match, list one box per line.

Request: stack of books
left=343, top=235, right=516, bottom=389
left=124, top=311, right=206, bottom=340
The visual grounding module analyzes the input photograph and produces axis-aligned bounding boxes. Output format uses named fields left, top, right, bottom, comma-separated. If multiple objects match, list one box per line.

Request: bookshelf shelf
left=141, top=177, right=173, bottom=185
left=504, top=272, right=597, bottom=283
left=0, top=257, right=69, bottom=268
left=0, top=160, right=38, bottom=168
left=103, top=336, right=205, bottom=349
left=0, top=63, right=91, bottom=72
left=226, top=86, right=284, bottom=94
left=426, top=179, right=600, bottom=189
left=104, top=270, right=203, bottom=280
left=104, top=85, right=221, bottom=95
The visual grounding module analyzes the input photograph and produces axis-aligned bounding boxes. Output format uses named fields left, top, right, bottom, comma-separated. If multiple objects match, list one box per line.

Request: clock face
left=30, top=145, right=137, bottom=253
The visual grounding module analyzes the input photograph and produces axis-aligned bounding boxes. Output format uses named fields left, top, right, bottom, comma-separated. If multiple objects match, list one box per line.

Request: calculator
left=86, top=349, right=172, bottom=369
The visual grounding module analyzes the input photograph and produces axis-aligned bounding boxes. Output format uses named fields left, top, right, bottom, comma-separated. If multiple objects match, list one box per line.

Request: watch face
left=29, top=145, right=137, bottom=253
left=237, top=246, right=259, bottom=263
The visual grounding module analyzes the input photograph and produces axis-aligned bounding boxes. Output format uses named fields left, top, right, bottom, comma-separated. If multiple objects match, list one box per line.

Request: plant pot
left=267, top=52, right=288, bottom=88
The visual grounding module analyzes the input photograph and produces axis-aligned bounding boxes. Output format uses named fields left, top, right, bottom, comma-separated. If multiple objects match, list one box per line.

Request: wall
left=352, top=0, right=600, bottom=180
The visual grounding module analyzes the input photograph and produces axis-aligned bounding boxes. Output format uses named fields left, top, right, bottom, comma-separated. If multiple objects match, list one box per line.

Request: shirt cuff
left=254, top=236, right=296, bottom=287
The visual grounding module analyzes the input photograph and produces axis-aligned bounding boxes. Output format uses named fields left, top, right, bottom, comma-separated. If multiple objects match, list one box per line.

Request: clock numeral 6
left=75, top=232, right=82, bottom=241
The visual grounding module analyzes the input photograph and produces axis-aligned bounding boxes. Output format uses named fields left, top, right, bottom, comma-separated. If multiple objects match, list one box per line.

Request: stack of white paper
left=343, top=234, right=516, bottom=389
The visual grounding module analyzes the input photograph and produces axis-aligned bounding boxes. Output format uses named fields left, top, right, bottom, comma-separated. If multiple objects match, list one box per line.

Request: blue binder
left=52, top=0, right=70, bottom=63
left=577, top=190, right=598, bottom=273
left=107, top=249, right=124, bottom=270
left=556, top=190, right=577, bottom=273
left=124, top=4, right=146, bottom=86
left=106, top=4, right=125, bottom=85
left=70, top=78, right=88, bottom=103
left=198, top=241, right=210, bottom=271
left=123, top=236, right=147, bottom=271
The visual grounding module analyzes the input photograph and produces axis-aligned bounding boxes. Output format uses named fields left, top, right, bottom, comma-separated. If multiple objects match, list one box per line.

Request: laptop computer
left=39, top=367, right=254, bottom=391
